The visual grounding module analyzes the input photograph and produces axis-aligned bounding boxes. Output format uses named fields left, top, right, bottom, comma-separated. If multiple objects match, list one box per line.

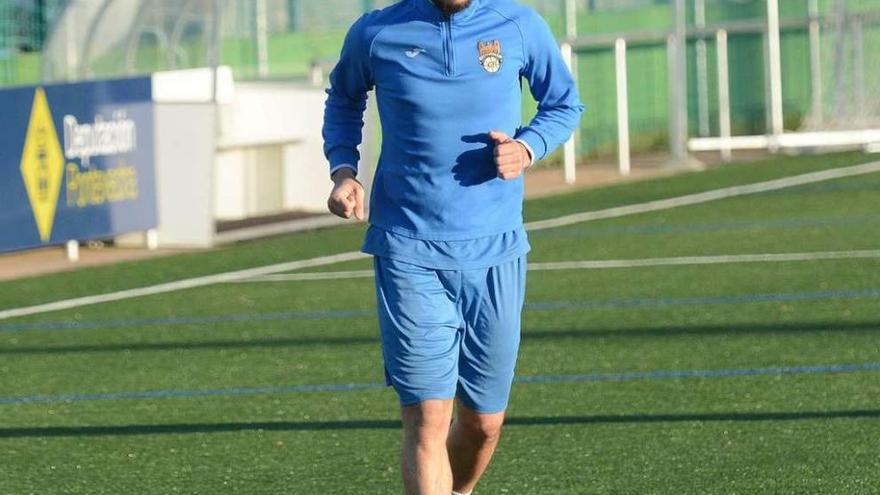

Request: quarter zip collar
left=414, top=0, right=482, bottom=24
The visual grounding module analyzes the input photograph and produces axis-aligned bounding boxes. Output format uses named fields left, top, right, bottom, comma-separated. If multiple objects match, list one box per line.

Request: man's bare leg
left=447, top=401, right=506, bottom=494
left=401, top=399, right=455, bottom=495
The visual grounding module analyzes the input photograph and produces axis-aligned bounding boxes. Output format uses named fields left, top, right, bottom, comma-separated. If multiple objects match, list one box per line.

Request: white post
left=65, top=15, right=79, bottom=79
left=852, top=19, right=865, bottom=112
left=561, top=42, right=577, bottom=185
left=716, top=29, right=732, bottom=162
left=66, top=240, right=80, bottom=263
left=670, top=0, right=689, bottom=162
left=210, top=0, right=222, bottom=103
left=808, top=0, right=823, bottom=125
left=564, top=0, right=580, bottom=183
left=615, top=38, right=631, bottom=176
left=766, top=0, right=784, bottom=137
left=255, top=0, right=270, bottom=78
left=667, top=34, right=677, bottom=152
left=310, top=63, right=324, bottom=86
left=146, top=229, right=159, bottom=251
left=695, top=0, right=711, bottom=137
left=565, top=0, right=577, bottom=39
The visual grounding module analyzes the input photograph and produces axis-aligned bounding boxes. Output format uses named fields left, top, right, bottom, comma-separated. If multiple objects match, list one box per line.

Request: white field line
left=232, top=250, right=880, bottom=283
left=523, top=161, right=880, bottom=231
left=529, top=249, right=880, bottom=270
left=236, top=270, right=376, bottom=282
left=0, top=252, right=368, bottom=321
left=1, top=161, right=879, bottom=321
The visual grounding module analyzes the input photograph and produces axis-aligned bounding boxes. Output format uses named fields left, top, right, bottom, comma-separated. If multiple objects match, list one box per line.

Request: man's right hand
left=328, top=168, right=366, bottom=221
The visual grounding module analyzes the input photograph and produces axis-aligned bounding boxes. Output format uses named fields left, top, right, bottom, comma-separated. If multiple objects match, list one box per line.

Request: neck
left=431, top=0, right=471, bottom=16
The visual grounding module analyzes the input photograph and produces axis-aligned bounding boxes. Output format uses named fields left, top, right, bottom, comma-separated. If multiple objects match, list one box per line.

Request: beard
left=432, top=0, right=471, bottom=15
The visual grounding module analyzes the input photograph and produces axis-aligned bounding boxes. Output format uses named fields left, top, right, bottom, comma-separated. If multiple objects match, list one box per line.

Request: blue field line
left=525, top=288, right=880, bottom=311
left=1, top=288, right=879, bottom=334
left=0, top=382, right=388, bottom=405
left=530, top=215, right=880, bottom=238
left=0, top=309, right=374, bottom=333
left=2, top=362, right=879, bottom=406
left=515, top=362, right=880, bottom=384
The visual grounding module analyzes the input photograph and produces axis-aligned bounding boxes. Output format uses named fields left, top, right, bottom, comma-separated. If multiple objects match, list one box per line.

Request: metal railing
left=5, top=0, right=878, bottom=171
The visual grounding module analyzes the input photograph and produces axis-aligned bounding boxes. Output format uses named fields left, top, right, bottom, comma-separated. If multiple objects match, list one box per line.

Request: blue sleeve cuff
left=327, top=148, right=360, bottom=175
left=514, top=128, right=548, bottom=162
left=330, top=163, right=358, bottom=177
left=515, top=139, right=536, bottom=168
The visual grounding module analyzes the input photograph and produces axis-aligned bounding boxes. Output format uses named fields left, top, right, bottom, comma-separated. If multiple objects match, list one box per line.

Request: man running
left=323, top=0, right=583, bottom=493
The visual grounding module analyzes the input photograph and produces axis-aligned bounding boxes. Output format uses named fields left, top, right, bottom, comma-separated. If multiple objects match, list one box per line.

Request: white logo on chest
left=405, top=48, right=427, bottom=58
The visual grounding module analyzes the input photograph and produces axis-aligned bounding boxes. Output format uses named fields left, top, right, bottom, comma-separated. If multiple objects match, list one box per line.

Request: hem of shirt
left=361, top=244, right=531, bottom=271
left=369, top=220, right=526, bottom=242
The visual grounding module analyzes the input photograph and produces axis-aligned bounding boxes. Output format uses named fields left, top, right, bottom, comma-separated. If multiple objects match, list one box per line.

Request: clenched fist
left=489, top=130, right=532, bottom=180
left=328, top=168, right=365, bottom=221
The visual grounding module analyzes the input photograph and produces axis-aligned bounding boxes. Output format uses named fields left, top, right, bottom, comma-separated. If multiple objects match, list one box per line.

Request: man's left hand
left=489, top=130, right=531, bottom=181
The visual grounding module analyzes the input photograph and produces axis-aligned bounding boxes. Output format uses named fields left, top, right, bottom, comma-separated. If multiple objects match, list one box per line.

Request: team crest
left=478, top=40, right=503, bottom=73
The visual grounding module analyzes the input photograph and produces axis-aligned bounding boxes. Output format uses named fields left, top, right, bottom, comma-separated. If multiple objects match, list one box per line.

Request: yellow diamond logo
left=20, top=88, right=64, bottom=242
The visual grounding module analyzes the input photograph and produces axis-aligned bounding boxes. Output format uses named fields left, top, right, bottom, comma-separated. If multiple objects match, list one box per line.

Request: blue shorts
left=373, top=255, right=527, bottom=413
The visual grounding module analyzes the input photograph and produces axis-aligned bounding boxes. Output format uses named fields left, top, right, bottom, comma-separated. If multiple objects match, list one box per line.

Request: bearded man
left=323, top=0, right=583, bottom=493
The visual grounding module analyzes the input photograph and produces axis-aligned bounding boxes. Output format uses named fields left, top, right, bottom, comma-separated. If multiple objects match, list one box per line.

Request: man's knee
left=402, top=400, right=454, bottom=444
left=456, top=407, right=505, bottom=444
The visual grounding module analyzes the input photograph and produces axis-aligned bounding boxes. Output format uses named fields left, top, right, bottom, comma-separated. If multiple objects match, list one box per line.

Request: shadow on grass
left=3, top=409, right=879, bottom=439
left=1, top=320, right=879, bottom=356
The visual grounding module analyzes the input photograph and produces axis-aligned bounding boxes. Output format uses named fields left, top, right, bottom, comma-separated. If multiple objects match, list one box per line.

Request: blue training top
left=323, top=0, right=583, bottom=266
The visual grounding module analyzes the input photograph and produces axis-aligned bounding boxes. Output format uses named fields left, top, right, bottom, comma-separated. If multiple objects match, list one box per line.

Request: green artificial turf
left=1, top=152, right=879, bottom=494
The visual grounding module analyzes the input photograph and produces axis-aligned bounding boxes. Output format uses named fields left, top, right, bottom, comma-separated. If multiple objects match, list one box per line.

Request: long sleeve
left=514, top=13, right=584, bottom=162
left=322, top=16, right=374, bottom=176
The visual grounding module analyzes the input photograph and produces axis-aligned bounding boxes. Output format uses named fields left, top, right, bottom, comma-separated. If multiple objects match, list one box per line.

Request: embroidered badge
left=478, top=40, right=503, bottom=73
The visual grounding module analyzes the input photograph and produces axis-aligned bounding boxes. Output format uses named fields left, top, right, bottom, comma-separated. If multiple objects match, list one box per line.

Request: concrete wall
left=141, top=69, right=335, bottom=248
left=153, top=103, right=217, bottom=247
left=215, top=82, right=332, bottom=220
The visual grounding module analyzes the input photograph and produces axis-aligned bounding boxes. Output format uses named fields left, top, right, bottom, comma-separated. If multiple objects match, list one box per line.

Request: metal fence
left=2, top=0, right=636, bottom=87
left=3, top=0, right=879, bottom=160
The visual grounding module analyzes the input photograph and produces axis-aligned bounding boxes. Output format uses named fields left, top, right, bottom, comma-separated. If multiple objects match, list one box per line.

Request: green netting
left=4, top=0, right=880, bottom=158
left=570, top=0, right=879, bottom=156
left=0, top=0, right=66, bottom=86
